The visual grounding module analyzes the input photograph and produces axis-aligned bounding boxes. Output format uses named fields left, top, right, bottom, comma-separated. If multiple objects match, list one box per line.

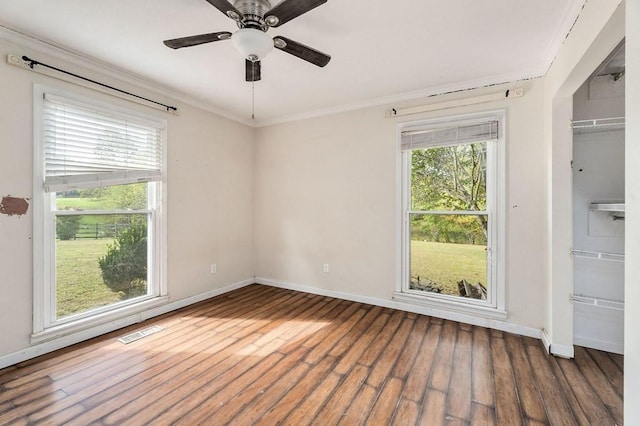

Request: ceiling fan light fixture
left=231, top=28, right=274, bottom=61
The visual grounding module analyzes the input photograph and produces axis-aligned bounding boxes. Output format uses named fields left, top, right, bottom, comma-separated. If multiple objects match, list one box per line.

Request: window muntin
left=401, top=114, right=502, bottom=310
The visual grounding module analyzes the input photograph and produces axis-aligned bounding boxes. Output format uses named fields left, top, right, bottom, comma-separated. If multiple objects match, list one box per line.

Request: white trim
left=392, top=292, right=507, bottom=320
left=255, top=277, right=541, bottom=340
left=550, top=342, right=575, bottom=359
left=541, top=328, right=553, bottom=354
left=573, top=336, right=623, bottom=355
left=0, top=279, right=254, bottom=369
left=541, top=328, right=578, bottom=359
left=397, top=110, right=506, bottom=312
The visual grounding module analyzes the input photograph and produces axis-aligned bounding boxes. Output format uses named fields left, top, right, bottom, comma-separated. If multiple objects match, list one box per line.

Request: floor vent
left=118, top=325, right=164, bottom=344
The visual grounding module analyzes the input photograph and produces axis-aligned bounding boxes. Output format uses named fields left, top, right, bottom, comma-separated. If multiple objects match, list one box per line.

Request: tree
left=56, top=216, right=81, bottom=240
left=411, top=143, right=488, bottom=244
left=98, top=222, right=147, bottom=292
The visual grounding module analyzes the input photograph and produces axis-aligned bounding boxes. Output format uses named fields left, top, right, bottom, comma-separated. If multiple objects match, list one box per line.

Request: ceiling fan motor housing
left=233, top=0, right=273, bottom=30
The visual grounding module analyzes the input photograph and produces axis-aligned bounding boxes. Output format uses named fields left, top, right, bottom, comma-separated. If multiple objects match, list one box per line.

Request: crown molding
left=254, top=72, right=542, bottom=128
left=0, top=24, right=253, bottom=127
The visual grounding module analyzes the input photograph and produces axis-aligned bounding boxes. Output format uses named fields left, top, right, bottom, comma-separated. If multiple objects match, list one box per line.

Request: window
left=398, top=111, right=505, bottom=316
left=33, top=87, right=167, bottom=337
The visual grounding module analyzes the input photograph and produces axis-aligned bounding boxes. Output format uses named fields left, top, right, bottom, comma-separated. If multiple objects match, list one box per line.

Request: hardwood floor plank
left=365, top=377, right=404, bottom=425
left=358, top=310, right=404, bottom=367
left=420, top=389, right=447, bottom=424
left=304, top=306, right=367, bottom=365
left=471, top=327, right=494, bottom=408
left=313, top=364, right=370, bottom=425
left=0, top=390, right=68, bottom=425
left=527, top=344, right=588, bottom=424
left=429, top=320, right=458, bottom=392
left=608, top=352, right=624, bottom=371
left=504, top=334, right=547, bottom=422
left=585, top=348, right=623, bottom=398
left=0, top=285, right=624, bottom=425
left=257, top=356, right=338, bottom=425
left=367, top=316, right=414, bottom=388
left=392, top=316, right=429, bottom=380
left=391, top=397, right=420, bottom=426
left=173, top=347, right=307, bottom=425
left=334, top=311, right=390, bottom=375
left=401, top=321, right=442, bottom=402
left=337, top=383, right=378, bottom=426
left=29, top=402, right=85, bottom=425
left=470, top=402, right=496, bottom=425
left=5, top=285, right=274, bottom=388
left=572, top=346, right=623, bottom=424
left=282, top=367, right=342, bottom=425
left=0, top=376, right=53, bottom=404
left=446, top=328, right=473, bottom=421
left=490, top=334, right=523, bottom=425
left=228, top=361, right=312, bottom=425
left=328, top=306, right=384, bottom=362
left=546, top=355, right=591, bottom=426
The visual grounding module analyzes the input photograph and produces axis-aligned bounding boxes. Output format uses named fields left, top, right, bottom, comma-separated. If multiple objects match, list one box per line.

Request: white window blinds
left=42, top=93, right=165, bottom=192
left=401, top=120, right=498, bottom=151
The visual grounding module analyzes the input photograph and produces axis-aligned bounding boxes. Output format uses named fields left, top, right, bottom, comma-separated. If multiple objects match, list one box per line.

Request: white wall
left=572, top=78, right=625, bottom=353
left=0, top=36, right=255, bottom=360
left=543, top=0, right=624, bottom=357
left=625, top=0, right=640, bottom=421
left=254, top=79, right=547, bottom=333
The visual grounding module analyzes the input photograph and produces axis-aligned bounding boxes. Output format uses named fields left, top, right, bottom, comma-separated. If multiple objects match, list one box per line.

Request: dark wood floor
left=0, top=284, right=623, bottom=425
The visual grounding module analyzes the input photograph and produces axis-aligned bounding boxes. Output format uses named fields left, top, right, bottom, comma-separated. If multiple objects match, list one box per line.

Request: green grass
left=56, top=197, right=110, bottom=210
left=410, top=240, right=486, bottom=295
left=55, top=239, right=146, bottom=318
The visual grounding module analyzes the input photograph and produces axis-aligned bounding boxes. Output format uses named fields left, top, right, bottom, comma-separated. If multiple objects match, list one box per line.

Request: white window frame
left=32, top=84, right=168, bottom=341
left=395, top=110, right=506, bottom=319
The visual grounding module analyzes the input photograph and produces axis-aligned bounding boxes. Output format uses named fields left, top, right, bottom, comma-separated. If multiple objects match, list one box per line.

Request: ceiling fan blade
left=246, top=59, right=261, bottom=82
left=273, top=36, right=331, bottom=67
left=163, top=32, right=232, bottom=49
left=204, top=0, right=243, bottom=21
left=265, top=0, right=327, bottom=27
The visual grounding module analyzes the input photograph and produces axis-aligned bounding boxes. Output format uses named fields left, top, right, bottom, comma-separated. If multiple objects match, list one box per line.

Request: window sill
left=31, top=296, right=169, bottom=344
left=393, top=291, right=507, bottom=320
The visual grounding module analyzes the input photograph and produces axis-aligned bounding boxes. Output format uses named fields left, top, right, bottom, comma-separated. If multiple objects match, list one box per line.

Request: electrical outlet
left=210, top=263, right=217, bottom=274
left=323, top=263, right=329, bottom=273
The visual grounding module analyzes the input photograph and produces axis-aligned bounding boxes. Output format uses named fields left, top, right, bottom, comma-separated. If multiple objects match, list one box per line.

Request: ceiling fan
left=163, top=0, right=331, bottom=82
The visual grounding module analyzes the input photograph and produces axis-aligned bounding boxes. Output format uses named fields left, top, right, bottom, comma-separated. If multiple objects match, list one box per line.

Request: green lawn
left=56, top=239, right=145, bottom=318
left=410, top=240, right=486, bottom=295
left=56, top=197, right=108, bottom=210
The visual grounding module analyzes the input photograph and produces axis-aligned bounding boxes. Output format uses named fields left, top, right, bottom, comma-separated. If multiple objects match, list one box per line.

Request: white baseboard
left=574, top=335, right=623, bottom=355
left=255, top=277, right=543, bottom=340
left=549, top=342, right=575, bottom=359
left=541, top=328, right=552, bottom=354
left=0, top=278, right=254, bottom=369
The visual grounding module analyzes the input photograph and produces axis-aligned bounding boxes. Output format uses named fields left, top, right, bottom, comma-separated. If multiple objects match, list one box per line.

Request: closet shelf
left=570, top=294, right=624, bottom=311
left=589, top=202, right=625, bottom=220
left=571, top=117, right=625, bottom=134
left=571, top=249, right=624, bottom=262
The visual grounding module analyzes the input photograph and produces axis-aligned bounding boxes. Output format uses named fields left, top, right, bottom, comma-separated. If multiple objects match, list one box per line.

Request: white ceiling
left=0, top=0, right=584, bottom=126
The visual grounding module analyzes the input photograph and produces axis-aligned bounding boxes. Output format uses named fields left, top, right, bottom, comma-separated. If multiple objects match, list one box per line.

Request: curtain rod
left=20, top=55, right=177, bottom=113
left=386, top=88, right=524, bottom=118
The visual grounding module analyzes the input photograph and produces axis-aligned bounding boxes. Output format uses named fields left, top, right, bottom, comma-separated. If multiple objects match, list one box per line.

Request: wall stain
left=0, top=196, right=30, bottom=216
